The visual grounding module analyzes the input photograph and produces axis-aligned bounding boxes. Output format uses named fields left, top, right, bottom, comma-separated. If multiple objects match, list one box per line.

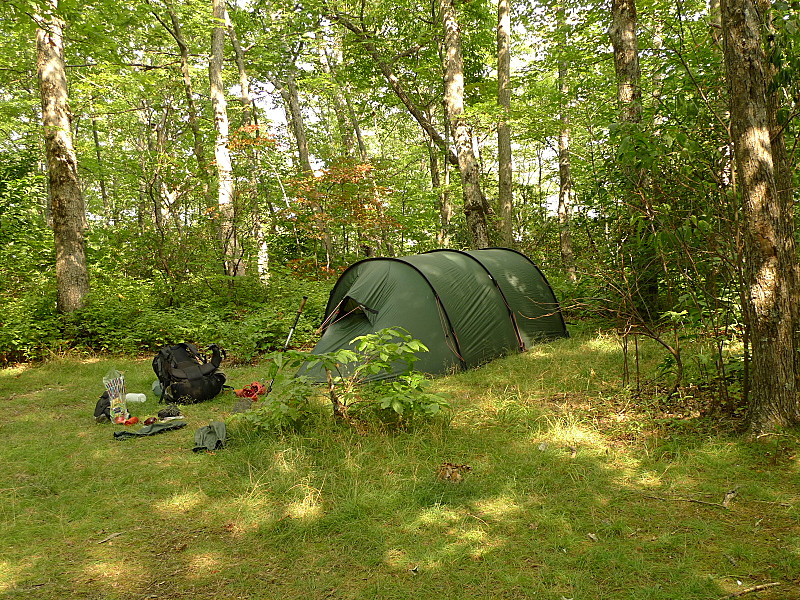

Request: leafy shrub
left=273, top=328, right=450, bottom=427
left=0, top=287, right=62, bottom=364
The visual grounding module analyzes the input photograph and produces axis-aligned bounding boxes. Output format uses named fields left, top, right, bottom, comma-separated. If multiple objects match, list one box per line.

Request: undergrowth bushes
left=0, top=272, right=329, bottom=365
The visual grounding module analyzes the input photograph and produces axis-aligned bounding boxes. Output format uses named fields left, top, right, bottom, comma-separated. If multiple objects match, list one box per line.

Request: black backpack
left=152, top=343, right=226, bottom=404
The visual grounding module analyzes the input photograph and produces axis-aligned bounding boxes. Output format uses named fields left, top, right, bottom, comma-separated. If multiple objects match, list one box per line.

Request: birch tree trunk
left=497, top=0, right=513, bottom=246
left=36, top=1, right=89, bottom=313
left=440, top=0, right=491, bottom=249
left=226, top=13, right=271, bottom=282
left=721, top=0, right=800, bottom=433
left=210, top=0, right=244, bottom=276
left=269, top=67, right=334, bottom=266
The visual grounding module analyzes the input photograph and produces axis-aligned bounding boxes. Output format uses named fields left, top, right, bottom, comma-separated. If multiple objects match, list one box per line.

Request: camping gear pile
left=95, top=343, right=230, bottom=450
left=90, top=249, right=568, bottom=448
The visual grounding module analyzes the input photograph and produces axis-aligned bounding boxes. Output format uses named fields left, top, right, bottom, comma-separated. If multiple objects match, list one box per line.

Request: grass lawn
left=1, top=328, right=798, bottom=599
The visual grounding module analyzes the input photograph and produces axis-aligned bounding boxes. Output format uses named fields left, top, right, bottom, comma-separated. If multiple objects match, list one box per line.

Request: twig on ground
left=97, top=532, right=123, bottom=544
left=718, top=582, right=782, bottom=599
left=642, top=494, right=729, bottom=509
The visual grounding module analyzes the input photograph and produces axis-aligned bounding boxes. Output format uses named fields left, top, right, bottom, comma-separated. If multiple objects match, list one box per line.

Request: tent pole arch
left=480, top=247, right=569, bottom=339
left=306, top=249, right=568, bottom=381
left=424, top=248, right=526, bottom=352
left=317, top=257, right=468, bottom=371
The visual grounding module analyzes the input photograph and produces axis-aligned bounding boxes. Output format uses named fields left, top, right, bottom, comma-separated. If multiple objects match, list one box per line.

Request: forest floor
left=1, top=326, right=798, bottom=600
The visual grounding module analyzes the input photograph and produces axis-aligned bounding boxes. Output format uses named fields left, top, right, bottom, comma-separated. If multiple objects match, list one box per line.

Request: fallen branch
left=642, top=494, right=729, bottom=509
left=97, top=532, right=123, bottom=544
left=719, top=582, right=782, bottom=599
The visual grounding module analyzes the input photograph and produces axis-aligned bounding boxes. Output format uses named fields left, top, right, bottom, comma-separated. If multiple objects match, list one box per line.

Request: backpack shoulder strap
left=207, top=344, right=225, bottom=369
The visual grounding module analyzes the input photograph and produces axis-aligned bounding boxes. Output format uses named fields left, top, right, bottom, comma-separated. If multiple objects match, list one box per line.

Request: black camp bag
left=94, top=392, right=111, bottom=422
left=152, top=343, right=226, bottom=404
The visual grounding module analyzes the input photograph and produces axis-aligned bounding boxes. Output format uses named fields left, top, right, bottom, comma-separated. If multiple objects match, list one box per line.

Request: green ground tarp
left=304, top=248, right=568, bottom=381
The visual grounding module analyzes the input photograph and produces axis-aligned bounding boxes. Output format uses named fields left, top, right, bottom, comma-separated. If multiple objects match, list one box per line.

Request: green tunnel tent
left=303, top=248, right=568, bottom=382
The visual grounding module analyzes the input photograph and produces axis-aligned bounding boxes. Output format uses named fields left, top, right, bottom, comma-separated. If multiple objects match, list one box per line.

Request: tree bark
left=225, top=14, right=254, bottom=128
left=210, top=0, right=244, bottom=276
left=427, top=134, right=453, bottom=247
left=440, top=0, right=491, bottom=249
left=757, top=0, right=799, bottom=367
left=317, top=35, right=358, bottom=158
left=36, top=1, right=89, bottom=314
left=226, top=12, right=271, bottom=283
left=609, top=0, right=642, bottom=125
left=269, top=65, right=334, bottom=266
left=273, top=69, right=313, bottom=174
left=721, top=0, right=800, bottom=432
left=497, top=0, right=513, bottom=246
left=147, top=0, right=213, bottom=208
left=608, top=0, right=658, bottom=320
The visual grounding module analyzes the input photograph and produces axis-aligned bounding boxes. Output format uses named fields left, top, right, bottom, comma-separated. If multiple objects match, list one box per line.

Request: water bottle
left=125, top=393, right=147, bottom=403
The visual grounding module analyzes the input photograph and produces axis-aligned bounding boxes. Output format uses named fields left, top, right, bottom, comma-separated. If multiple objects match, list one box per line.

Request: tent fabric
left=304, top=248, right=568, bottom=382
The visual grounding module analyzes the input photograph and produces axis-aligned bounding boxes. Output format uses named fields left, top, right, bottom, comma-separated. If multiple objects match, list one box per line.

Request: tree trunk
left=427, top=135, right=453, bottom=247
left=226, top=14, right=254, bottom=128
left=36, top=1, right=89, bottom=314
left=210, top=0, right=244, bottom=276
left=721, top=0, right=800, bottom=433
left=609, top=0, right=642, bottom=124
left=497, top=0, right=513, bottom=246
left=440, top=0, right=491, bottom=249
left=317, top=36, right=357, bottom=158
left=270, top=67, right=334, bottom=266
left=90, top=110, right=110, bottom=222
left=227, top=14, right=271, bottom=283
left=330, top=11, right=459, bottom=167
left=757, top=0, right=800, bottom=378
left=147, top=1, right=214, bottom=208
left=608, top=0, right=658, bottom=320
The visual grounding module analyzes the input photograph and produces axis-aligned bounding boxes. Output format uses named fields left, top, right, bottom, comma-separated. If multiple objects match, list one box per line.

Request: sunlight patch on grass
left=440, top=525, right=506, bottom=562
left=582, top=334, right=623, bottom=354
left=0, top=364, right=32, bottom=379
left=472, top=495, right=522, bottom=521
left=285, top=482, right=324, bottom=520
left=229, top=498, right=279, bottom=534
left=634, top=471, right=666, bottom=488
left=187, top=552, right=224, bottom=578
left=540, top=414, right=607, bottom=449
left=383, top=547, right=411, bottom=570
left=82, top=557, right=145, bottom=594
left=272, top=448, right=304, bottom=473
left=0, top=560, right=25, bottom=593
left=154, top=489, right=208, bottom=515
left=525, top=346, right=553, bottom=359
left=413, top=506, right=464, bottom=529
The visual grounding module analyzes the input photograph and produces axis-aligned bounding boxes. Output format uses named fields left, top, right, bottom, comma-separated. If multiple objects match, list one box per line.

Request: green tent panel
left=304, top=248, right=568, bottom=381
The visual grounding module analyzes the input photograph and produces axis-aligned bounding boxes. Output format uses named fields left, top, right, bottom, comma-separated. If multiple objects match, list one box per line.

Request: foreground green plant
left=237, top=328, right=450, bottom=430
